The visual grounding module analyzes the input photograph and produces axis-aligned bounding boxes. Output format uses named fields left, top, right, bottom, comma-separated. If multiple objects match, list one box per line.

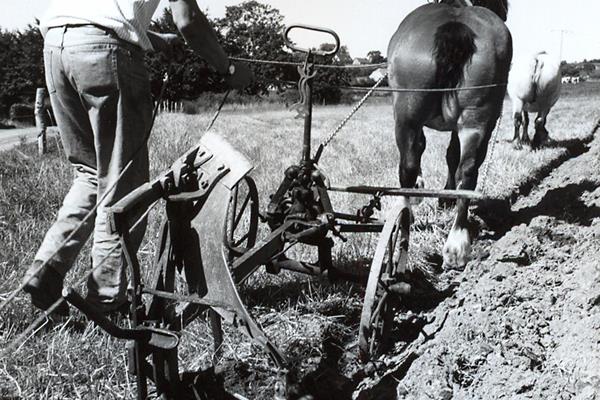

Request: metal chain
left=319, top=73, right=388, bottom=151
left=230, top=56, right=387, bottom=70
left=231, top=56, right=506, bottom=92
left=252, top=77, right=506, bottom=94
left=478, top=105, right=504, bottom=196
left=336, top=83, right=507, bottom=93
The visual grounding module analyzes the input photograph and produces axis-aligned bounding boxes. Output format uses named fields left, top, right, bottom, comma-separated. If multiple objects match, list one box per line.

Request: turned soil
left=354, top=134, right=600, bottom=399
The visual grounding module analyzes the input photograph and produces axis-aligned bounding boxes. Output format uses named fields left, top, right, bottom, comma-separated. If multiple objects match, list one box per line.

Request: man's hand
left=225, top=62, right=254, bottom=90
left=148, top=31, right=185, bottom=61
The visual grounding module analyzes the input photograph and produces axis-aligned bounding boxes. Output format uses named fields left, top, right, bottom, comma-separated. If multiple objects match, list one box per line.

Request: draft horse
left=508, top=51, right=562, bottom=150
left=387, top=0, right=512, bottom=268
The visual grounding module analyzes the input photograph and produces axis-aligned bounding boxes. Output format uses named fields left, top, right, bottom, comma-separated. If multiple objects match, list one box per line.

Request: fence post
left=35, top=88, right=47, bottom=155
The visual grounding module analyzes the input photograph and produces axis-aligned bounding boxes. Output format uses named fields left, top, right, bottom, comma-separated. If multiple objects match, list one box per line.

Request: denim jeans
left=34, top=25, right=151, bottom=311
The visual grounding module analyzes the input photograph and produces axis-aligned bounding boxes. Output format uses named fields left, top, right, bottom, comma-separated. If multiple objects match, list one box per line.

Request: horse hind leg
left=512, top=111, right=523, bottom=150
left=439, top=130, right=460, bottom=208
left=532, top=111, right=549, bottom=150
left=521, top=111, right=531, bottom=145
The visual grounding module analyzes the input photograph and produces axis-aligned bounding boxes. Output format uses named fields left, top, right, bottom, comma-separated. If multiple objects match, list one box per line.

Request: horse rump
left=433, top=21, right=477, bottom=89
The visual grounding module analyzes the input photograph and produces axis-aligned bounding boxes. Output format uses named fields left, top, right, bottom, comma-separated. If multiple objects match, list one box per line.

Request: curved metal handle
left=283, top=24, right=340, bottom=57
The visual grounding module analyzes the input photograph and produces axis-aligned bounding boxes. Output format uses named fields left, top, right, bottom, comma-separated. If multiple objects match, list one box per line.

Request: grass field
left=0, top=82, right=598, bottom=399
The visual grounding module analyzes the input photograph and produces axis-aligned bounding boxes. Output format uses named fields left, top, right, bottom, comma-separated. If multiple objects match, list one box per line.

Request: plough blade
left=191, top=133, right=286, bottom=367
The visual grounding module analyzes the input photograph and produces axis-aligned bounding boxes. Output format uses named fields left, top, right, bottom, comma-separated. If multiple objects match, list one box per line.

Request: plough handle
left=283, top=24, right=340, bottom=56
left=107, top=180, right=164, bottom=235
left=63, top=287, right=136, bottom=339
left=62, top=287, right=179, bottom=350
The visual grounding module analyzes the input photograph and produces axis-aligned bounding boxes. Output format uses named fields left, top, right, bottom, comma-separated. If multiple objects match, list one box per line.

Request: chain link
left=319, top=73, right=388, bottom=152
left=478, top=105, right=504, bottom=196
left=230, top=56, right=387, bottom=70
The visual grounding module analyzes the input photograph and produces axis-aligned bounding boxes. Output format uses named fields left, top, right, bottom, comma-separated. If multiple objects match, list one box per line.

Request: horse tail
left=530, top=56, right=545, bottom=103
left=433, top=21, right=477, bottom=88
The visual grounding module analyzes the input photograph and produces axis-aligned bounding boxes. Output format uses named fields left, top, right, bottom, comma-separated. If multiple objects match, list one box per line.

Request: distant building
left=352, top=57, right=369, bottom=65
left=561, top=76, right=580, bottom=84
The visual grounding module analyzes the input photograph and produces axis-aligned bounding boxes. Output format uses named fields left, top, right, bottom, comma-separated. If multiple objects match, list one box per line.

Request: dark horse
left=388, top=0, right=512, bottom=268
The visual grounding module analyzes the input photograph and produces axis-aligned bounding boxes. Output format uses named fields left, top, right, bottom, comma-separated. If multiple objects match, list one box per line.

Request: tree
left=146, top=9, right=221, bottom=101
left=215, top=1, right=295, bottom=94
left=0, top=25, right=44, bottom=116
left=336, top=45, right=353, bottom=65
left=309, top=43, right=350, bottom=104
left=137, top=2, right=355, bottom=103
left=560, top=62, right=582, bottom=77
left=366, top=50, right=386, bottom=64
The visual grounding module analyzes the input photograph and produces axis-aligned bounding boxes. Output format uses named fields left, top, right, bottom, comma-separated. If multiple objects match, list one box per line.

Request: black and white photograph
left=1, top=0, right=599, bottom=399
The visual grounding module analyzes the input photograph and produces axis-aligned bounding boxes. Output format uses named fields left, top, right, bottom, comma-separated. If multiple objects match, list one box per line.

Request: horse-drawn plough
left=49, top=25, right=491, bottom=399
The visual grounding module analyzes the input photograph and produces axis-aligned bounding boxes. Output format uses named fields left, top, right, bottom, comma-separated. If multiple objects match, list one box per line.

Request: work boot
left=22, top=260, right=70, bottom=316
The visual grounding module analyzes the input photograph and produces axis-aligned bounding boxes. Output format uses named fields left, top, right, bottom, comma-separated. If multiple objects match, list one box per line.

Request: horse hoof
left=512, top=141, right=523, bottom=150
left=410, top=177, right=426, bottom=206
left=531, top=137, right=549, bottom=151
left=415, top=176, right=425, bottom=190
left=443, top=228, right=471, bottom=270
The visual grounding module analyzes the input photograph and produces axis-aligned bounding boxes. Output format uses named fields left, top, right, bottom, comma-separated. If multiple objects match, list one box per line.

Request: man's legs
left=71, top=31, right=152, bottom=312
left=26, top=26, right=151, bottom=314
left=24, top=31, right=98, bottom=314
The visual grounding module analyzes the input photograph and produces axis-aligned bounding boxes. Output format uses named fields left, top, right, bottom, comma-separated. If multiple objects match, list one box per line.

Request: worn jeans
left=34, top=26, right=152, bottom=311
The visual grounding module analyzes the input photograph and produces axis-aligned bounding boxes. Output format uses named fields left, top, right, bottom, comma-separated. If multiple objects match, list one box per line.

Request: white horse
left=508, top=51, right=562, bottom=149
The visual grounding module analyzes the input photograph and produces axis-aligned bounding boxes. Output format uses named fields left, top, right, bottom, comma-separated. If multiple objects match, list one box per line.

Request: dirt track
left=0, top=127, right=58, bottom=151
left=355, top=134, right=600, bottom=399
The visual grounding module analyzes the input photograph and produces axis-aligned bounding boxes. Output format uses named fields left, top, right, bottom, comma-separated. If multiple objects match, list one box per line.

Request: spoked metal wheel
left=223, top=176, right=259, bottom=264
left=359, top=201, right=411, bottom=362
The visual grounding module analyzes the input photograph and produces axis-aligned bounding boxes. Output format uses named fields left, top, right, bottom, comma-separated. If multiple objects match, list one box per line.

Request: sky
left=2, top=0, right=600, bottom=62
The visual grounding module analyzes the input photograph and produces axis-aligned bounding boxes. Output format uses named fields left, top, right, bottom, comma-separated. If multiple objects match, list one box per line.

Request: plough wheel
left=224, top=175, right=259, bottom=263
left=359, top=201, right=411, bottom=362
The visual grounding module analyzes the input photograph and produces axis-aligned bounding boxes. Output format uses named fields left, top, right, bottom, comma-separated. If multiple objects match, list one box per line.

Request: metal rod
left=338, top=223, right=384, bottom=233
left=333, top=211, right=381, bottom=223
left=271, top=259, right=322, bottom=275
left=120, top=231, right=147, bottom=400
left=302, top=64, right=314, bottom=163
left=328, top=186, right=488, bottom=200
left=142, top=288, right=234, bottom=311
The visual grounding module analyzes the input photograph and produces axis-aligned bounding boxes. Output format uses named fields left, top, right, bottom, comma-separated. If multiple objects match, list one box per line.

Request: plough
left=61, top=24, right=485, bottom=398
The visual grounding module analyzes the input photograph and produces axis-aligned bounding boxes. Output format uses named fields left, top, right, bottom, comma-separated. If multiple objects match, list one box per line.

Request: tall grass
left=0, top=82, right=598, bottom=398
